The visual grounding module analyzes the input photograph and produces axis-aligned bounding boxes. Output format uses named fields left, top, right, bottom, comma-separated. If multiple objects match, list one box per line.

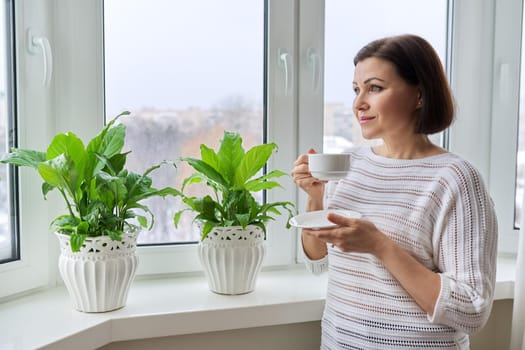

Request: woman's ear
left=416, top=89, right=423, bottom=108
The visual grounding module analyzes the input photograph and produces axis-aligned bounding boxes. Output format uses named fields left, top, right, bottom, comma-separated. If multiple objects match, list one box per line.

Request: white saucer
left=310, top=171, right=350, bottom=180
left=290, top=209, right=361, bottom=230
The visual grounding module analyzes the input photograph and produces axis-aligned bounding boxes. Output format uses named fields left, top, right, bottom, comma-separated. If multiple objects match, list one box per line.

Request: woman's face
left=352, top=57, right=421, bottom=141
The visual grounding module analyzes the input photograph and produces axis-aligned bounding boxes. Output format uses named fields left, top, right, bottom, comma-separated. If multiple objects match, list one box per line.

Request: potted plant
left=1, top=111, right=180, bottom=312
left=174, top=131, right=296, bottom=295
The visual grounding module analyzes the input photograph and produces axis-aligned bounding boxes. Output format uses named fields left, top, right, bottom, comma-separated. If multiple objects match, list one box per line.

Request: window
left=0, top=0, right=18, bottom=263
left=484, top=0, right=522, bottom=254
left=323, top=0, right=448, bottom=153
left=104, top=0, right=265, bottom=245
left=102, top=0, right=297, bottom=273
left=516, top=3, right=525, bottom=227
left=0, top=0, right=51, bottom=298
left=2, top=0, right=521, bottom=299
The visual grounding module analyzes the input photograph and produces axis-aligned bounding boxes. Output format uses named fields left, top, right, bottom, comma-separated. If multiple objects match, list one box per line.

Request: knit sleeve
left=301, top=238, right=329, bottom=275
left=428, top=162, right=498, bottom=334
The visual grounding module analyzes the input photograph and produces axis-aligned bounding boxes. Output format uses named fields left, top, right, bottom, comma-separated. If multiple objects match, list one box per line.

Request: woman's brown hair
left=354, top=34, right=454, bottom=134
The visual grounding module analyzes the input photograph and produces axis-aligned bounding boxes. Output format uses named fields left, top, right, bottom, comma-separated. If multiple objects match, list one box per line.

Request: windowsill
left=0, top=257, right=516, bottom=350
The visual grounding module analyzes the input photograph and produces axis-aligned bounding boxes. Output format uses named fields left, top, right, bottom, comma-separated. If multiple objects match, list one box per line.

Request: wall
left=471, top=299, right=512, bottom=350
left=100, top=299, right=512, bottom=350
left=99, top=321, right=322, bottom=350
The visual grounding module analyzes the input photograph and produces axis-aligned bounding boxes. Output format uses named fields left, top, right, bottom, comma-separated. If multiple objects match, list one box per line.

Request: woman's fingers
left=303, top=217, right=376, bottom=253
left=326, top=213, right=355, bottom=226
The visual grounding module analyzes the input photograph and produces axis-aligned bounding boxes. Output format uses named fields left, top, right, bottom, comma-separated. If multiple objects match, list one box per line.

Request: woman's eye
left=353, top=87, right=360, bottom=95
left=369, top=85, right=383, bottom=92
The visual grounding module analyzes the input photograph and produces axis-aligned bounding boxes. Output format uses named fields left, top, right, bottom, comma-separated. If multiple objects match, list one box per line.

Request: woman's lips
left=359, top=116, right=375, bottom=124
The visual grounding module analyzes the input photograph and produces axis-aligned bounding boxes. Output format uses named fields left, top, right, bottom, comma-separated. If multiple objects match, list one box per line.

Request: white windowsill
left=0, top=257, right=516, bottom=350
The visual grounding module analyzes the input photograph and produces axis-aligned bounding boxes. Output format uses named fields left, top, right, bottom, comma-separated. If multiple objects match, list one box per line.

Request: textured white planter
left=56, top=231, right=139, bottom=313
left=198, top=225, right=266, bottom=295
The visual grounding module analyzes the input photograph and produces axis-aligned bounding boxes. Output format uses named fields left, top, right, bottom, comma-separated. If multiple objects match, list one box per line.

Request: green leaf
left=42, top=182, right=56, bottom=198
left=137, top=215, right=148, bottom=228
left=182, top=196, right=200, bottom=211
left=37, top=155, right=74, bottom=193
left=200, top=144, right=221, bottom=173
left=70, top=234, right=87, bottom=252
left=181, top=173, right=204, bottom=191
left=254, top=215, right=275, bottom=223
left=223, top=219, right=235, bottom=226
left=182, top=157, right=228, bottom=188
left=267, top=207, right=281, bottom=215
left=46, top=132, right=87, bottom=181
left=173, top=210, right=186, bottom=228
left=245, top=180, right=283, bottom=192
left=95, top=171, right=127, bottom=204
left=124, top=202, right=154, bottom=229
left=201, top=221, right=218, bottom=240
left=142, top=160, right=176, bottom=178
left=216, top=131, right=244, bottom=182
left=107, top=152, right=128, bottom=175
left=154, top=187, right=182, bottom=198
left=0, top=149, right=46, bottom=169
left=235, top=213, right=250, bottom=228
left=94, top=153, right=118, bottom=176
left=200, top=195, right=219, bottom=221
left=123, top=171, right=150, bottom=200
left=245, top=169, right=287, bottom=188
left=85, top=111, right=129, bottom=177
left=106, top=229, right=122, bottom=241
left=51, top=214, right=79, bottom=230
left=101, top=124, right=126, bottom=158
left=76, top=221, right=89, bottom=235
left=234, top=143, right=277, bottom=186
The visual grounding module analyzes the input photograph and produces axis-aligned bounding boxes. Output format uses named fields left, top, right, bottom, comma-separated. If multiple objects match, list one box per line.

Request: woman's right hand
left=291, top=149, right=326, bottom=205
left=292, top=149, right=328, bottom=259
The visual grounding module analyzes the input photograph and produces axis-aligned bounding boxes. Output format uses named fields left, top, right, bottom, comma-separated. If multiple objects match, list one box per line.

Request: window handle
left=498, top=62, right=510, bottom=102
left=307, top=48, right=321, bottom=93
left=278, top=49, right=293, bottom=96
left=26, top=28, right=53, bottom=87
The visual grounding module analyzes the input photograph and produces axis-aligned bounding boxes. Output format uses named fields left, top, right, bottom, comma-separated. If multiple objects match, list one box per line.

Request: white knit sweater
left=303, top=147, right=498, bottom=350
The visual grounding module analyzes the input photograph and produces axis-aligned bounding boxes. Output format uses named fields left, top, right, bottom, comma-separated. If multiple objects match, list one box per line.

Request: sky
left=103, top=0, right=447, bottom=117
left=104, top=0, right=264, bottom=117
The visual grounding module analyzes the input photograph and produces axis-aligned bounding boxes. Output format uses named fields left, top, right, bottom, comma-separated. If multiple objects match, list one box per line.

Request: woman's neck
left=372, top=135, right=446, bottom=160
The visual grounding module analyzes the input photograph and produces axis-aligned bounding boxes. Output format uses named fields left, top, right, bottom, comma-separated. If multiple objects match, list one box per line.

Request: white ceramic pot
left=56, top=231, right=139, bottom=312
left=198, top=225, right=266, bottom=295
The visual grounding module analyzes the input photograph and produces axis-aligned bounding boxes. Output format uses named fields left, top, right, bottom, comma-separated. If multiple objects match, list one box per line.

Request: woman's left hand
left=308, top=212, right=441, bottom=316
left=303, top=213, right=388, bottom=255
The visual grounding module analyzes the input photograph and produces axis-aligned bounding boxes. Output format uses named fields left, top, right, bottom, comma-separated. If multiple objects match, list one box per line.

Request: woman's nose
left=353, top=93, right=369, bottom=111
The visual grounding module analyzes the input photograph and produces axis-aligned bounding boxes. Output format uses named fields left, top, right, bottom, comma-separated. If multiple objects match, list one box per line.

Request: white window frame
left=0, top=0, right=55, bottom=298
left=1, top=0, right=520, bottom=299
left=55, top=0, right=300, bottom=276
left=448, top=0, right=521, bottom=257
left=488, top=0, right=522, bottom=256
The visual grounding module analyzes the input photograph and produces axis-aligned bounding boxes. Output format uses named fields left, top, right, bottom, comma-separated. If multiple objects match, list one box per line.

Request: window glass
left=323, top=0, right=448, bottom=152
left=516, top=4, right=525, bottom=227
left=0, top=0, right=18, bottom=263
left=104, top=0, right=264, bottom=244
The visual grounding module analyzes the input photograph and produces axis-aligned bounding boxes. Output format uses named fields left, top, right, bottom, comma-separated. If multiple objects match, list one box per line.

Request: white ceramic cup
left=308, top=153, right=351, bottom=180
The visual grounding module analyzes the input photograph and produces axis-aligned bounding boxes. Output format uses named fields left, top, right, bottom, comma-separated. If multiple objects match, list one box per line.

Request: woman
left=291, top=34, right=498, bottom=349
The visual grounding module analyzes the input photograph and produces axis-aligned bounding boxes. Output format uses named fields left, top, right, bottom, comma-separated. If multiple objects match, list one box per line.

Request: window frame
left=0, top=0, right=54, bottom=298
left=56, top=0, right=299, bottom=277
left=0, top=0, right=19, bottom=264
left=487, top=0, right=522, bottom=255
left=448, top=0, right=521, bottom=256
